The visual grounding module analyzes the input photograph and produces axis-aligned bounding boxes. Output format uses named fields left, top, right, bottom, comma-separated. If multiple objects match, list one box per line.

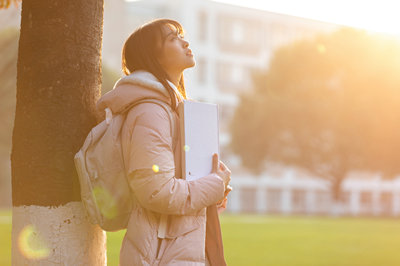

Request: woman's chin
left=188, top=58, right=196, bottom=68
left=183, top=62, right=195, bottom=71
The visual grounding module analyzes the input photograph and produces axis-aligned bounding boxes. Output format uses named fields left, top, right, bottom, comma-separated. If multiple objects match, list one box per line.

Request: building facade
left=228, top=170, right=400, bottom=217
left=102, top=0, right=400, bottom=217
left=102, top=0, right=339, bottom=145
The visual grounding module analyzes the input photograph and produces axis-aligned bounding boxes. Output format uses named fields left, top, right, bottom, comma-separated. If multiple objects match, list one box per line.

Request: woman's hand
left=216, top=185, right=232, bottom=213
left=211, top=153, right=231, bottom=190
left=211, top=154, right=232, bottom=213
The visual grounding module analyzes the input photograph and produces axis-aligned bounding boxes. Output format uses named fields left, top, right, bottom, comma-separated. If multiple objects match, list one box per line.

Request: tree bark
left=329, top=169, right=346, bottom=216
left=11, top=0, right=106, bottom=264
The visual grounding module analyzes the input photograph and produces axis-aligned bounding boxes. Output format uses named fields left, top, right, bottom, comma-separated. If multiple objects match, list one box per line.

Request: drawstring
left=105, top=108, right=113, bottom=124
left=158, top=214, right=167, bottom=238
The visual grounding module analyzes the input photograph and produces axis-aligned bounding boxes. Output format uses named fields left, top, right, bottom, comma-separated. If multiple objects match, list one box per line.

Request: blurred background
left=2, top=0, right=400, bottom=218
left=3, top=1, right=400, bottom=265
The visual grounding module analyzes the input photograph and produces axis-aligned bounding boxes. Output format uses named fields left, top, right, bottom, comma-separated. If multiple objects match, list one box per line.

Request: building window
left=217, top=61, right=250, bottom=93
left=380, top=192, right=393, bottom=215
left=315, top=190, right=331, bottom=214
left=216, top=61, right=229, bottom=90
left=196, top=57, right=207, bottom=84
left=241, top=187, right=257, bottom=213
left=198, top=11, right=207, bottom=42
left=232, top=21, right=244, bottom=44
left=231, top=64, right=244, bottom=84
left=360, top=191, right=372, bottom=213
left=218, top=103, right=235, bottom=133
left=340, top=191, right=350, bottom=204
left=267, top=189, right=281, bottom=213
left=217, top=14, right=262, bottom=55
left=292, top=189, right=306, bottom=213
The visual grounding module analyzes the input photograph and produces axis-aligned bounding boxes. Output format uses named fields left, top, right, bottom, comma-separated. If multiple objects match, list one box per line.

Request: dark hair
left=122, top=18, right=188, bottom=109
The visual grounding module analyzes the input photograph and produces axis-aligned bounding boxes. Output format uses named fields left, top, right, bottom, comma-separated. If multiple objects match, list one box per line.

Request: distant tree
left=0, top=28, right=18, bottom=207
left=231, top=28, right=400, bottom=200
left=10, top=0, right=106, bottom=264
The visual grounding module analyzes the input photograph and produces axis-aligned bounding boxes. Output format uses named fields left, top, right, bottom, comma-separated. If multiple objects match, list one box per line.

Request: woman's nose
left=182, top=39, right=189, bottom=48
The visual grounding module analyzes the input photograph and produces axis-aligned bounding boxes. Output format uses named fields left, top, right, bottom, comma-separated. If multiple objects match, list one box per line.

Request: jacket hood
left=96, top=71, right=178, bottom=114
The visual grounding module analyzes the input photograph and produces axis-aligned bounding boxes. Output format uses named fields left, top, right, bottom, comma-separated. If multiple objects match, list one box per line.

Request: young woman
left=97, top=19, right=231, bottom=265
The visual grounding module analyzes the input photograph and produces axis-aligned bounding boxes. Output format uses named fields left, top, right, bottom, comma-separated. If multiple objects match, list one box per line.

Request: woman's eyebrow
left=165, top=29, right=179, bottom=38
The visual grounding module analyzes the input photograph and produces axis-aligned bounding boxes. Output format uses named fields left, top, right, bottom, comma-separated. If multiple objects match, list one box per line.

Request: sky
left=213, top=0, right=400, bottom=36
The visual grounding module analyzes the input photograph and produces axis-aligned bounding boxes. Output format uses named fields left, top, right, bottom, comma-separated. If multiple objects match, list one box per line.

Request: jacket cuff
left=189, top=174, right=225, bottom=208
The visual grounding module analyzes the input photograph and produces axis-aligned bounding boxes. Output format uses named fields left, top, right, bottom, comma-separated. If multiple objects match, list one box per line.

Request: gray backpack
left=74, top=99, right=176, bottom=231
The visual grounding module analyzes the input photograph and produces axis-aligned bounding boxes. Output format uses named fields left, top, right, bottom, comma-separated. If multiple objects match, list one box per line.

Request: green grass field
left=2, top=210, right=400, bottom=265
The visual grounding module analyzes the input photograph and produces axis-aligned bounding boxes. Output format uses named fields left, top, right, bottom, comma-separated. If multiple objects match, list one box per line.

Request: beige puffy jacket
left=97, top=71, right=226, bottom=265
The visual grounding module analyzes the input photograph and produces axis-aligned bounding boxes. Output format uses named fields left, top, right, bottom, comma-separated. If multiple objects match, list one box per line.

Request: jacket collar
left=96, top=70, right=182, bottom=114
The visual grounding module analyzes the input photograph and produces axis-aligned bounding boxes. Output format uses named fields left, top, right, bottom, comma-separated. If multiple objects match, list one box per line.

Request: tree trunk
left=330, top=172, right=346, bottom=216
left=11, top=0, right=106, bottom=264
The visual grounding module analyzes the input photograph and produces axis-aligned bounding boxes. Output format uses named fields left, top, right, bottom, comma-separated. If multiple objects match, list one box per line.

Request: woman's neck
left=166, top=70, right=181, bottom=87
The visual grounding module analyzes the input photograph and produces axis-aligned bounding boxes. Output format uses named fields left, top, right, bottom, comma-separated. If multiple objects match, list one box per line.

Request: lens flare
left=317, top=44, right=326, bottom=54
left=152, top=164, right=160, bottom=173
left=184, top=145, right=190, bottom=152
left=92, top=186, right=118, bottom=219
left=18, top=225, right=50, bottom=260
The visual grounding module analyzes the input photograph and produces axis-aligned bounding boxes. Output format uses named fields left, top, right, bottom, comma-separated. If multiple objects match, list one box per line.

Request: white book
left=178, top=100, right=220, bottom=181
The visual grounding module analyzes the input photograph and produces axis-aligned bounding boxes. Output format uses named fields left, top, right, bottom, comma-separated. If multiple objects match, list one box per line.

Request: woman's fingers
left=212, top=155, right=232, bottom=189
left=219, top=161, right=231, bottom=177
left=219, top=161, right=226, bottom=170
left=212, top=153, right=219, bottom=173
left=219, top=161, right=229, bottom=171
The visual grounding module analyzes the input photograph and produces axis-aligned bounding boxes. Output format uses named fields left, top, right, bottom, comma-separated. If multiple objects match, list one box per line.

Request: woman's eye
left=170, top=33, right=184, bottom=41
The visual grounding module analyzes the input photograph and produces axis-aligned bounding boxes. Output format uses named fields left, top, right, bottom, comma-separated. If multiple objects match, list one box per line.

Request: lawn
left=2, top=210, right=400, bottom=265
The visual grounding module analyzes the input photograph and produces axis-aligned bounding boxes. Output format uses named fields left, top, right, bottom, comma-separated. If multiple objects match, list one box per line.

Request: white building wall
left=227, top=170, right=400, bottom=216
left=305, top=190, right=316, bottom=214
left=393, top=192, right=400, bottom=216
left=103, top=0, right=338, bottom=96
left=102, top=0, right=340, bottom=149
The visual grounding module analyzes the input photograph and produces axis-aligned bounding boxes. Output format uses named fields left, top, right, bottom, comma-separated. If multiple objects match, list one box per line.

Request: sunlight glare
left=18, top=225, right=50, bottom=260
left=152, top=164, right=160, bottom=173
left=316, top=44, right=326, bottom=54
left=212, top=0, right=400, bottom=36
left=92, top=186, right=118, bottom=219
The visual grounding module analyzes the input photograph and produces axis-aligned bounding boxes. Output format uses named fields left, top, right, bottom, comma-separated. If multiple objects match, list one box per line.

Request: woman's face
left=158, top=24, right=195, bottom=75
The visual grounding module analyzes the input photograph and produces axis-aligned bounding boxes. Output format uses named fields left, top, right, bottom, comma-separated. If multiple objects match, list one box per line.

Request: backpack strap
left=122, top=99, right=178, bottom=151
